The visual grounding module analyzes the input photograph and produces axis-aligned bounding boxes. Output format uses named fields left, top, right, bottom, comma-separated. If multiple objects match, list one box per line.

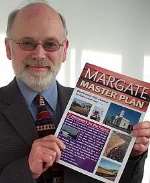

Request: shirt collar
left=17, top=79, right=58, bottom=111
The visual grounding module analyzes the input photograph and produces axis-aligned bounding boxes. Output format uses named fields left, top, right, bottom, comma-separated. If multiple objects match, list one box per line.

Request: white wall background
left=0, top=0, right=150, bottom=182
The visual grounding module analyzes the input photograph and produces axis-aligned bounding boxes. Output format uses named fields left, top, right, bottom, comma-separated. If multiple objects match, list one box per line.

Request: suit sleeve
left=119, top=152, right=147, bottom=183
left=0, top=156, right=35, bottom=183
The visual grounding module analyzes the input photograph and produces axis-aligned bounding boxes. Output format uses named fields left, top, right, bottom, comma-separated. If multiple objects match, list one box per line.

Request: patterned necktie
left=35, top=94, right=56, bottom=137
left=35, top=95, right=64, bottom=183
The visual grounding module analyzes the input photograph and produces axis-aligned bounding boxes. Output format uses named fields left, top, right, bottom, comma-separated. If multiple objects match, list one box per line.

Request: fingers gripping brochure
left=55, top=63, right=150, bottom=183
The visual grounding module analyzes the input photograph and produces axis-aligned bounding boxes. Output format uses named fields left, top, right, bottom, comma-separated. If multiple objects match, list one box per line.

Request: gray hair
left=6, top=2, right=68, bottom=37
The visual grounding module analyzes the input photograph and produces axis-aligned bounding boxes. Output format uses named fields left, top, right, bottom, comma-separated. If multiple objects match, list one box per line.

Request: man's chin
left=24, top=79, right=52, bottom=92
left=18, top=74, right=55, bottom=92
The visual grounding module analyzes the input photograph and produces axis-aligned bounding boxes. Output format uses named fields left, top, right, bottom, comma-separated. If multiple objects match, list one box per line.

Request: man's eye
left=22, top=41, right=34, bottom=47
left=45, top=41, right=58, bottom=48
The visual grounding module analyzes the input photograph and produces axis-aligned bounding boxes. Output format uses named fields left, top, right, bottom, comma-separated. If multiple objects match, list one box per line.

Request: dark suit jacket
left=0, top=79, right=147, bottom=183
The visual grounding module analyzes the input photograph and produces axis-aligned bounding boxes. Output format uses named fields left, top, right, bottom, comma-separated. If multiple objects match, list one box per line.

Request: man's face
left=5, top=4, right=68, bottom=92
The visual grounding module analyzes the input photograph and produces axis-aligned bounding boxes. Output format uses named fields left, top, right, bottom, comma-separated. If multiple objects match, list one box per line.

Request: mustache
left=24, top=59, right=51, bottom=67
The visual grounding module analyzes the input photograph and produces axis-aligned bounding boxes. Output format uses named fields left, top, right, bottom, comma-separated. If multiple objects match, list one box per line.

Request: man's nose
left=31, top=44, right=47, bottom=59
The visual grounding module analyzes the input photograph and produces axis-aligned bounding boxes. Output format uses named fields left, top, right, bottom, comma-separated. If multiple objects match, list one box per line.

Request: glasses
left=9, top=38, right=66, bottom=52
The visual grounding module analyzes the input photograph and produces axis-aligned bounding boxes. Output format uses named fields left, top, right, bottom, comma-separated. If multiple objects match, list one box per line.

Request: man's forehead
left=9, top=3, right=65, bottom=39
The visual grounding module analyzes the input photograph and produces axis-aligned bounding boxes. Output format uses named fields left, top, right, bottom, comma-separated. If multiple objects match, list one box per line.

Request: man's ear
left=5, top=38, right=12, bottom=60
left=62, top=39, right=69, bottom=62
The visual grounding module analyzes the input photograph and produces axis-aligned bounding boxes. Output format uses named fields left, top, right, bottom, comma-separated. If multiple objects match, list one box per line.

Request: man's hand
left=132, top=121, right=150, bottom=156
left=28, top=135, right=65, bottom=179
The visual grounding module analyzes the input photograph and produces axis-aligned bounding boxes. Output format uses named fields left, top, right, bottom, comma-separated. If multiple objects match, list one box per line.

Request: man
left=0, top=2, right=150, bottom=183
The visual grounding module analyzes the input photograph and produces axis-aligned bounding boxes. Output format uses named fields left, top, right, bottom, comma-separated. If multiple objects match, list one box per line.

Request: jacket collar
left=57, top=82, right=73, bottom=119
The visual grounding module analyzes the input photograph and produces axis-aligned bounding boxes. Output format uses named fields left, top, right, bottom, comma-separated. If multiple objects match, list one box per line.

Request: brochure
left=55, top=63, right=150, bottom=183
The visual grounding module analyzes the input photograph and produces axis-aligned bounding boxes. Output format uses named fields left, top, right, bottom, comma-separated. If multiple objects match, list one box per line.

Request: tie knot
left=34, top=94, right=52, bottom=118
left=35, top=94, right=45, bottom=107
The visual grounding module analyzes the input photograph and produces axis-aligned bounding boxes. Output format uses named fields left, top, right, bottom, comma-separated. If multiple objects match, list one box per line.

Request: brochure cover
left=55, top=63, right=150, bottom=183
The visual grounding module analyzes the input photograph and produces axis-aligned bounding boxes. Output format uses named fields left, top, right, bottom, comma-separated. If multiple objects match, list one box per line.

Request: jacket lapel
left=56, top=82, right=73, bottom=122
left=0, top=79, right=38, bottom=146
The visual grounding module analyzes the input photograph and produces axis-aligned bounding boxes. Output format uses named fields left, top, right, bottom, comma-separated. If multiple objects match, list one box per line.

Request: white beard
left=12, top=59, right=61, bottom=92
